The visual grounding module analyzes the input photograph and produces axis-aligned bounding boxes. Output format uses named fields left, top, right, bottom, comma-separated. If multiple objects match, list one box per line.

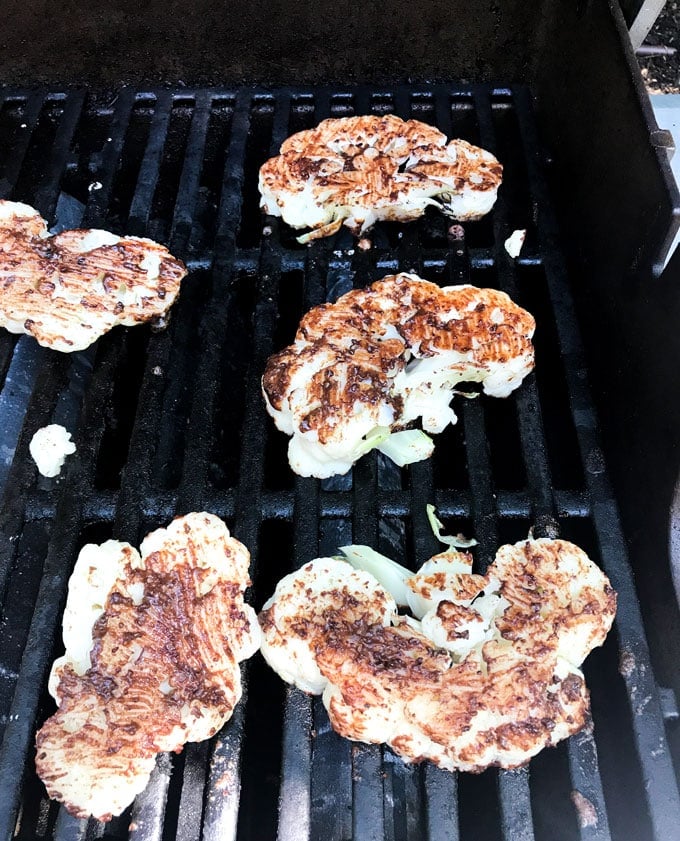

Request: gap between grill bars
left=0, top=86, right=677, bottom=841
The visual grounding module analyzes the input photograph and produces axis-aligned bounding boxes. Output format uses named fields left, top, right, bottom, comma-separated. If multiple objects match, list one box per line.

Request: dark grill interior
left=0, top=86, right=678, bottom=841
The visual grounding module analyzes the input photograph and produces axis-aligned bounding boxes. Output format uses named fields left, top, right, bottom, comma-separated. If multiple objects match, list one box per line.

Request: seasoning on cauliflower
left=35, top=513, right=261, bottom=821
left=0, top=200, right=187, bottom=352
left=262, top=273, right=535, bottom=478
left=258, top=538, right=616, bottom=773
left=258, top=115, right=502, bottom=243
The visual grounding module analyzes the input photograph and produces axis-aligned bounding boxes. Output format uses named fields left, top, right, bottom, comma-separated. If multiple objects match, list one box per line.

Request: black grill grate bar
left=0, top=91, right=44, bottom=199
left=128, top=754, right=173, bottom=841
left=396, top=84, right=462, bottom=833
left=513, top=84, right=680, bottom=840
left=127, top=90, right=174, bottom=235
left=175, top=90, right=251, bottom=511
left=276, top=230, right=333, bottom=841
left=189, top=245, right=541, bottom=276
left=462, top=397, right=498, bottom=567
left=474, top=85, right=614, bottom=841
left=0, top=335, right=19, bottom=392
left=32, top=90, right=86, bottom=220
left=0, top=352, right=69, bottom=603
left=276, top=480, right=325, bottom=839
left=21, top=487, right=592, bottom=527
left=102, top=91, right=202, bottom=841
left=52, top=807, right=86, bottom=839
left=0, top=338, right=127, bottom=841
left=207, top=246, right=540, bottom=278
left=112, top=93, right=184, bottom=545
left=567, top=729, right=614, bottom=841
left=497, top=769, right=535, bottom=841
left=81, top=89, right=136, bottom=228
left=424, top=764, right=459, bottom=841
left=275, top=475, right=319, bottom=841
left=202, top=94, right=291, bottom=841
left=175, top=740, right=211, bottom=841
left=112, top=88, right=217, bottom=542
left=348, top=148, right=387, bottom=841
left=461, top=394, right=536, bottom=840
left=169, top=91, right=213, bottom=253
left=276, top=94, right=339, bottom=841
left=277, top=686, right=313, bottom=841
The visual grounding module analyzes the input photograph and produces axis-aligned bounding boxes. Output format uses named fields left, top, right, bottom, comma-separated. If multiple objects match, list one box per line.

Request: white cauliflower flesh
left=259, top=558, right=397, bottom=694
left=504, top=229, right=527, bottom=259
left=29, top=424, right=76, bottom=477
left=258, top=538, right=616, bottom=773
left=35, top=513, right=261, bottom=822
left=258, top=115, right=502, bottom=243
left=0, top=200, right=187, bottom=352
left=262, top=273, right=535, bottom=478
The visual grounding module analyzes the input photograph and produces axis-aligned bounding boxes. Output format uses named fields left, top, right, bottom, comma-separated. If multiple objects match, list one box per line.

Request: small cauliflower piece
left=35, top=513, right=261, bottom=821
left=258, top=538, right=616, bottom=773
left=0, top=201, right=187, bottom=352
left=29, top=424, right=76, bottom=477
left=504, top=229, right=526, bottom=258
left=262, top=273, right=535, bottom=478
left=259, top=115, right=502, bottom=243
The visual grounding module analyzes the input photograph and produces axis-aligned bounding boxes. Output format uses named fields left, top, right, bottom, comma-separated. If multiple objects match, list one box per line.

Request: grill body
left=0, top=83, right=678, bottom=841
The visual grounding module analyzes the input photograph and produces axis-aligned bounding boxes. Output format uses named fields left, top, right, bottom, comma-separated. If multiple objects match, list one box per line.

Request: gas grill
left=1, top=0, right=680, bottom=839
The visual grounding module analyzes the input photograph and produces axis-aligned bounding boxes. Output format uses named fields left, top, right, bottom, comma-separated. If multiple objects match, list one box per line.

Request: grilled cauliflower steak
left=262, top=273, right=535, bottom=478
left=259, top=539, right=616, bottom=773
left=35, top=513, right=261, bottom=821
left=259, top=115, right=502, bottom=242
left=0, top=201, right=187, bottom=351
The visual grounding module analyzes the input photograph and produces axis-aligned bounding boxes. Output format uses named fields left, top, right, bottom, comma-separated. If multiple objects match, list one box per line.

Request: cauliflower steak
left=35, top=513, right=261, bottom=821
left=262, top=273, right=535, bottom=478
left=259, top=539, right=616, bottom=773
left=0, top=201, right=187, bottom=351
left=259, top=115, right=502, bottom=242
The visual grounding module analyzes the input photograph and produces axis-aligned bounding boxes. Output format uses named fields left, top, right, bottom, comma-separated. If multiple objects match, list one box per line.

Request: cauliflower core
left=0, top=201, right=187, bottom=352
left=259, top=539, right=616, bottom=773
left=35, top=513, right=261, bottom=821
left=258, top=115, right=502, bottom=242
left=262, top=273, right=535, bottom=478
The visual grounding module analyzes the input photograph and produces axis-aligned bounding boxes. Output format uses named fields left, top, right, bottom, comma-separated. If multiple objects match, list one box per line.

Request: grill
left=0, top=85, right=678, bottom=841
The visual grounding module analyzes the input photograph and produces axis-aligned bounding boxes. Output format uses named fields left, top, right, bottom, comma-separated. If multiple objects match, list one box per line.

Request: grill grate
left=0, top=86, right=678, bottom=841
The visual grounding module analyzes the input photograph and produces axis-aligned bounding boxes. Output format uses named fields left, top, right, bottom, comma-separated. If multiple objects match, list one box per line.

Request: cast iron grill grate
left=0, top=86, right=677, bottom=841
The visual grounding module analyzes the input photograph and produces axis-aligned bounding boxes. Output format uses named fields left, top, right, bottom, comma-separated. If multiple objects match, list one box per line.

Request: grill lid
left=0, top=86, right=678, bottom=841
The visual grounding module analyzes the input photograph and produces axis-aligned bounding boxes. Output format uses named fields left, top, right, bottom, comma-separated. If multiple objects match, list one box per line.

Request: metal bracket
left=628, top=0, right=668, bottom=51
left=651, top=128, right=676, bottom=163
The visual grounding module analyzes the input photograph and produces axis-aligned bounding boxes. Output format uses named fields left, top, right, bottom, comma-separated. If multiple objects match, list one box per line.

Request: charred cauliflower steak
left=0, top=201, right=187, bottom=351
left=259, top=539, right=616, bottom=773
left=262, top=273, right=535, bottom=478
left=259, top=115, right=502, bottom=242
left=35, top=513, right=261, bottom=821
